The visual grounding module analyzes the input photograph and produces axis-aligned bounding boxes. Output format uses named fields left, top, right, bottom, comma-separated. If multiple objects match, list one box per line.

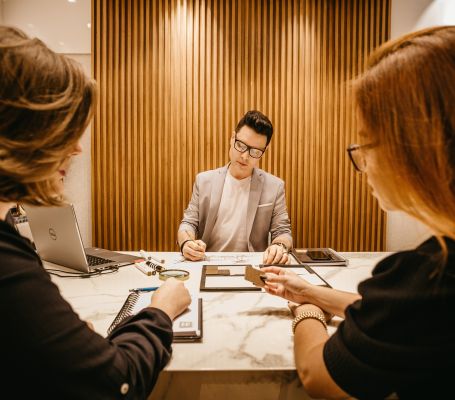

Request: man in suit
left=177, top=110, right=292, bottom=264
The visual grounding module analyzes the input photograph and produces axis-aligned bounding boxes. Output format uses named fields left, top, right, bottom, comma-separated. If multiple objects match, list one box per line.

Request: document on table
left=204, top=253, right=262, bottom=264
left=289, top=267, right=329, bottom=286
left=200, top=264, right=331, bottom=291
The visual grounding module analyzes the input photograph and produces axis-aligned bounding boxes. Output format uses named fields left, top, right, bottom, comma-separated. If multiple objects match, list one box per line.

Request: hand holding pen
left=182, top=238, right=206, bottom=261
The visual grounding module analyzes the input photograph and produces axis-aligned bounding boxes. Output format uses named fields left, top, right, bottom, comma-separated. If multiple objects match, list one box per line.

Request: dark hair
left=0, top=26, right=96, bottom=206
left=235, top=110, right=273, bottom=146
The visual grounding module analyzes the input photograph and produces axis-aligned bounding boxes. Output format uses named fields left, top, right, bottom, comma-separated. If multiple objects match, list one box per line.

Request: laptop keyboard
left=86, top=254, right=114, bottom=267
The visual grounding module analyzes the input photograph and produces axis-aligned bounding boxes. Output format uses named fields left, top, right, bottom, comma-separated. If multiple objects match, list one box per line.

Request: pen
left=134, top=262, right=152, bottom=276
left=140, top=249, right=165, bottom=265
left=184, top=232, right=206, bottom=255
left=129, top=286, right=159, bottom=292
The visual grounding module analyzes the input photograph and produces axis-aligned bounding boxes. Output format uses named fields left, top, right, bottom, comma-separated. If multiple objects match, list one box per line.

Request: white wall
left=391, top=0, right=434, bottom=38
left=387, top=0, right=455, bottom=251
left=63, top=54, right=92, bottom=248
left=1, top=0, right=93, bottom=246
left=1, top=0, right=90, bottom=53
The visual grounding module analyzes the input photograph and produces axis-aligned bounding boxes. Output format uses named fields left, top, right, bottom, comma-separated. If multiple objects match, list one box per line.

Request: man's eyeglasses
left=233, top=134, right=266, bottom=159
left=346, top=143, right=376, bottom=172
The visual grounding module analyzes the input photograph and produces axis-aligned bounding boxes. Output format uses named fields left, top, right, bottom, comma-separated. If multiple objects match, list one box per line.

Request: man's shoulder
left=196, top=166, right=227, bottom=182
left=254, top=168, right=284, bottom=186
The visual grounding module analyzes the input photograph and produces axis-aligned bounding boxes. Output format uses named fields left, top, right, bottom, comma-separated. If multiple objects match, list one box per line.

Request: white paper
left=204, top=253, right=261, bottom=264
left=202, top=266, right=327, bottom=288
left=204, top=276, right=257, bottom=289
left=288, top=267, right=327, bottom=286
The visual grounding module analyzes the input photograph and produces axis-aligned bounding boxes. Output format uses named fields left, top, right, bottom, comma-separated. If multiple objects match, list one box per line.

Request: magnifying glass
left=159, top=269, right=190, bottom=281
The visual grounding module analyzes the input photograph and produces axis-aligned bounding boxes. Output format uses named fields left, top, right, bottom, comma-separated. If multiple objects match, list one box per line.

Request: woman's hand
left=288, top=301, right=333, bottom=322
left=150, top=278, right=191, bottom=320
left=262, top=266, right=312, bottom=304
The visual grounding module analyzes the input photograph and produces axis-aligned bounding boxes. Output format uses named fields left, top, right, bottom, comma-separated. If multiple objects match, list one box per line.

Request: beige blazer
left=178, top=165, right=292, bottom=251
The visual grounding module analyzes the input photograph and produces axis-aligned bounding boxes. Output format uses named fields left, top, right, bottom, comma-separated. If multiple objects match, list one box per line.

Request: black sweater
left=324, top=237, right=455, bottom=399
left=0, top=219, right=173, bottom=399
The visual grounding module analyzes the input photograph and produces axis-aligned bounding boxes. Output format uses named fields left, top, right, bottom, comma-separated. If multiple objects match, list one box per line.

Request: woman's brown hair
left=0, top=26, right=96, bottom=206
left=355, top=26, right=455, bottom=244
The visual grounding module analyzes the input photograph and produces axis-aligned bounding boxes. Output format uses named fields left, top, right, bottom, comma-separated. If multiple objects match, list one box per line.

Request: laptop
left=23, top=204, right=142, bottom=273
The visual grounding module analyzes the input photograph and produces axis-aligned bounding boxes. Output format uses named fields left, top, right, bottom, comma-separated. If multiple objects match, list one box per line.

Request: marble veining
left=51, top=251, right=384, bottom=371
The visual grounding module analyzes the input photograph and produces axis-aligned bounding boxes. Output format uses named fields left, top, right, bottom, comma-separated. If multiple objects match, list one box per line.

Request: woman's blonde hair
left=355, top=26, right=455, bottom=244
left=0, top=26, right=96, bottom=206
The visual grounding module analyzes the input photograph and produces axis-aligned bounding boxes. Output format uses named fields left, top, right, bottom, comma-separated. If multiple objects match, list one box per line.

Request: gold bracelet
left=292, top=311, right=327, bottom=334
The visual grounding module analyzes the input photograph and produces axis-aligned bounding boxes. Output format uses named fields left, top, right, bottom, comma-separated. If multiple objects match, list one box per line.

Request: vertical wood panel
left=93, top=0, right=390, bottom=251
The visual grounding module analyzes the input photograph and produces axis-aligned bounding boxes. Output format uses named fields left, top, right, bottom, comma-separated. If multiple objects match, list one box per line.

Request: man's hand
left=182, top=239, right=206, bottom=261
left=262, top=243, right=290, bottom=265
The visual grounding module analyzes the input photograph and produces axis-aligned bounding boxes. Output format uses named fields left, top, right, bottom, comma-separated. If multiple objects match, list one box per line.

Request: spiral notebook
left=107, top=292, right=203, bottom=342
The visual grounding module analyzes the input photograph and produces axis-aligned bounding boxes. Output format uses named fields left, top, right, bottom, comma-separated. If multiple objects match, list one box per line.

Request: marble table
left=50, top=251, right=391, bottom=400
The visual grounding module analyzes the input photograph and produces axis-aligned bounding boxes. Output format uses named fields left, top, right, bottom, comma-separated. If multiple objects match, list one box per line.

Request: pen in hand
left=182, top=232, right=207, bottom=261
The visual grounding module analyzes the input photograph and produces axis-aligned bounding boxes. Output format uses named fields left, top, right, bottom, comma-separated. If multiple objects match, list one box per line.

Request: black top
left=324, top=237, right=455, bottom=399
left=0, top=219, right=173, bottom=399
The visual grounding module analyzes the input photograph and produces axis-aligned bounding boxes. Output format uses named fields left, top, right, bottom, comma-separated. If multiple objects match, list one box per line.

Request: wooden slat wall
left=92, top=0, right=390, bottom=251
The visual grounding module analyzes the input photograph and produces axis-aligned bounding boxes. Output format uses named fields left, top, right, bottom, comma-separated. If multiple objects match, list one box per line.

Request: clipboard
left=200, top=264, right=332, bottom=291
left=108, top=293, right=203, bottom=342
left=173, top=298, right=203, bottom=343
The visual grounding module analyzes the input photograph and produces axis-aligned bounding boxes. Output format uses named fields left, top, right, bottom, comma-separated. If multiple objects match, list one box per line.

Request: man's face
left=228, top=125, right=268, bottom=179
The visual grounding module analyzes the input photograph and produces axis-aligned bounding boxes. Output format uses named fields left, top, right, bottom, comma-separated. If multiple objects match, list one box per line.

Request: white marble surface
left=50, top=251, right=391, bottom=373
left=50, top=251, right=392, bottom=399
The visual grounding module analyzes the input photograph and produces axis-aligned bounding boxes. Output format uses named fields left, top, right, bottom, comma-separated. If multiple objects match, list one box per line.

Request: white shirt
left=207, top=170, right=251, bottom=252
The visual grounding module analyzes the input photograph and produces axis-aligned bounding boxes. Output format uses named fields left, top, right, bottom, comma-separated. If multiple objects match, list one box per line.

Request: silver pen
left=139, top=249, right=165, bottom=265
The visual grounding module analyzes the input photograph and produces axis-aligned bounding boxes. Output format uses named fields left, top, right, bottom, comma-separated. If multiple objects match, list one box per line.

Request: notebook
left=107, top=293, right=203, bottom=342
left=23, top=204, right=141, bottom=273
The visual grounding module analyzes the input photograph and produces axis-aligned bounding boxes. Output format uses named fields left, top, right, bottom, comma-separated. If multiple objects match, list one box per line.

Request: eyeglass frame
left=233, top=133, right=267, bottom=159
left=346, top=143, right=376, bottom=172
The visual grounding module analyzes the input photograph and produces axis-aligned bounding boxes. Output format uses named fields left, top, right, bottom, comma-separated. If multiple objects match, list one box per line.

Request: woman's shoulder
left=374, top=236, right=454, bottom=271
left=0, top=220, right=41, bottom=272
left=360, top=236, right=455, bottom=294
